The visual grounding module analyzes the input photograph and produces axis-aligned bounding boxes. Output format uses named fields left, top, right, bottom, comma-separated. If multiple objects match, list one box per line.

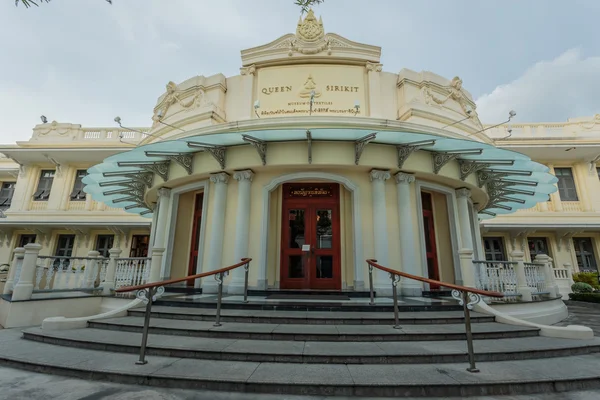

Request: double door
left=280, top=183, right=341, bottom=290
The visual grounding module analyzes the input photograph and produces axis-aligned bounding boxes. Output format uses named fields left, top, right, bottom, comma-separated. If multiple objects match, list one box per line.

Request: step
left=155, top=295, right=462, bottom=312
left=2, top=329, right=600, bottom=397
left=128, top=306, right=496, bottom=325
left=22, top=327, right=600, bottom=364
left=88, top=316, right=541, bottom=341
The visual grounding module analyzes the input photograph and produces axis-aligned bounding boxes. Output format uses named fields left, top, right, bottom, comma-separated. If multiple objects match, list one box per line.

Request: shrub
left=571, top=282, right=594, bottom=293
left=568, top=292, right=600, bottom=303
left=572, top=272, right=600, bottom=289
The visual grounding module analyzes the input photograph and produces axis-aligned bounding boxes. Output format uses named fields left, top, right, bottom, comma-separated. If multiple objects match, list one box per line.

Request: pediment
left=241, top=11, right=380, bottom=67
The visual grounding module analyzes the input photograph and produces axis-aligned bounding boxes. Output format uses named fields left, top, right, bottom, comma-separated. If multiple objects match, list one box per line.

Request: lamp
left=353, top=101, right=360, bottom=116
left=474, top=110, right=517, bottom=137
left=40, top=115, right=48, bottom=124
left=442, top=109, right=472, bottom=129
left=114, top=116, right=161, bottom=143
left=154, top=110, right=186, bottom=132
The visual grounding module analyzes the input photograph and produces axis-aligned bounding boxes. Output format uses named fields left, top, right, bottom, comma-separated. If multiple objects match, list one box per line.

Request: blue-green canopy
left=83, top=128, right=557, bottom=219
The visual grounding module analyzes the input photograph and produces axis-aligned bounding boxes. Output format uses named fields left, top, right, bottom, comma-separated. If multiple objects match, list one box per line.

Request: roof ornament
left=296, top=10, right=324, bottom=42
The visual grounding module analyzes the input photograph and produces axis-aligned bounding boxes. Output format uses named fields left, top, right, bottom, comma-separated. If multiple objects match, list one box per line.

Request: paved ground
left=557, top=301, right=600, bottom=336
left=0, top=365, right=598, bottom=400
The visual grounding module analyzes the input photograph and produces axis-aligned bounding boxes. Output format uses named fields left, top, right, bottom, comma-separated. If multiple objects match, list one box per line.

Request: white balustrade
left=114, top=258, right=151, bottom=291
left=29, top=201, right=48, bottom=211
left=523, top=262, right=547, bottom=296
left=561, top=201, right=582, bottom=212
left=473, top=261, right=519, bottom=301
left=11, top=256, right=24, bottom=287
left=33, top=256, right=107, bottom=291
left=67, top=201, right=86, bottom=211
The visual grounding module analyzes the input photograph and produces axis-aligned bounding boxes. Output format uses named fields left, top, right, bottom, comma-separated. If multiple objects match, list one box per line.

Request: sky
left=1, top=0, right=600, bottom=144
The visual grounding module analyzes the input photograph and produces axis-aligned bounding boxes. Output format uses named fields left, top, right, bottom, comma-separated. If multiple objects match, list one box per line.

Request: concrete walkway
left=557, top=301, right=600, bottom=336
left=0, top=365, right=598, bottom=400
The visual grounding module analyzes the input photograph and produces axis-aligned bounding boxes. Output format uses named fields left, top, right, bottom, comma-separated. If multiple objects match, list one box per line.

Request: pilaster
left=203, top=172, right=230, bottom=293
left=229, top=170, right=254, bottom=294
left=370, top=169, right=391, bottom=294
left=395, top=172, right=421, bottom=296
left=366, top=61, right=383, bottom=118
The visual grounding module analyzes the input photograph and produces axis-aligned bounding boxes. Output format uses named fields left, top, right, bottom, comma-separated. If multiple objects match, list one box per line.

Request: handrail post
left=390, top=273, right=400, bottom=329
left=243, top=260, right=250, bottom=304
left=368, top=263, right=375, bottom=306
left=214, top=271, right=225, bottom=327
left=452, top=289, right=481, bottom=373
left=135, top=285, right=164, bottom=365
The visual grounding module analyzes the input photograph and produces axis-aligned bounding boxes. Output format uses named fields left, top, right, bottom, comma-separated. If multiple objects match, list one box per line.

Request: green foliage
left=572, top=271, right=600, bottom=289
left=568, top=292, right=600, bottom=303
left=15, top=0, right=50, bottom=7
left=295, top=0, right=325, bottom=13
left=571, top=282, right=594, bottom=293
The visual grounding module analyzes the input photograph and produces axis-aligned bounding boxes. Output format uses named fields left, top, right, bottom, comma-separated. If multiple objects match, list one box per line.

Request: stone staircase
left=1, top=301, right=600, bottom=397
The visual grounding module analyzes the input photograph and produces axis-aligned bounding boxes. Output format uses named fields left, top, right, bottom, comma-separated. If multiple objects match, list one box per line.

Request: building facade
left=0, top=12, right=597, bottom=300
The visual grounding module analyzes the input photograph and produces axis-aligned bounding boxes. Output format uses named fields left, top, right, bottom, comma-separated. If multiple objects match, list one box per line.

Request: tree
left=16, top=0, right=323, bottom=11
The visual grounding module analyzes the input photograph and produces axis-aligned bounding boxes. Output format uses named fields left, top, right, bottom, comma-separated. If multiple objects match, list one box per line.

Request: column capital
left=157, top=187, right=171, bottom=198
left=395, top=172, right=415, bottom=185
left=210, top=172, right=230, bottom=184
left=455, top=187, right=472, bottom=199
left=369, top=169, right=390, bottom=182
left=366, top=61, right=383, bottom=72
left=233, top=169, right=254, bottom=182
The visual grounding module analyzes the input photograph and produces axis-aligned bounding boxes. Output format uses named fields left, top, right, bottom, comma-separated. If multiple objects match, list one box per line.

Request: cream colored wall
left=170, top=191, right=196, bottom=279
left=431, top=192, right=455, bottom=284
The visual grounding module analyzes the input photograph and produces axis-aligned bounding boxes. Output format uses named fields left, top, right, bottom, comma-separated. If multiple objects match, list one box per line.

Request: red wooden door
left=280, top=183, right=341, bottom=290
left=421, top=192, right=441, bottom=290
left=187, top=192, right=204, bottom=286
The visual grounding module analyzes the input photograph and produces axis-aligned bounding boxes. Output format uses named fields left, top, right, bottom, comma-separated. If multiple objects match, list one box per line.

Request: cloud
left=476, top=48, right=600, bottom=123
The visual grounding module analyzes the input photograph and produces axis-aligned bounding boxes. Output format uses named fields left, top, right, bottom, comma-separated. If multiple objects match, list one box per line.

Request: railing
left=523, top=262, right=548, bottom=296
left=366, top=259, right=503, bottom=373
left=114, top=258, right=151, bottom=291
left=472, top=261, right=518, bottom=301
left=115, top=258, right=252, bottom=365
left=33, top=256, right=108, bottom=291
left=561, top=201, right=582, bottom=212
left=29, top=201, right=48, bottom=211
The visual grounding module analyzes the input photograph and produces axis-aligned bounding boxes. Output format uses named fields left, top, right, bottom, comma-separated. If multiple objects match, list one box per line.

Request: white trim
left=162, top=180, right=210, bottom=287
left=259, top=172, right=364, bottom=290
left=415, top=180, right=462, bottom=287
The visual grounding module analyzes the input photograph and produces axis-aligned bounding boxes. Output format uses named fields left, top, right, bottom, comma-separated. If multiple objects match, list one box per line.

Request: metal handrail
left=115, top=257, right=251, bottom=365
left=366, top=259, right=503, bottom=373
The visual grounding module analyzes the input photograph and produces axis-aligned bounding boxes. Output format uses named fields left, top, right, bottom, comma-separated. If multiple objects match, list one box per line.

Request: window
left=483, top=237, right=506, bottom=261
left=95, top=234, right=114, bottom=258
left=0, top=182, right=16, bottom=210
left=54, top=234, right=75, bottom=257
left=129, top=235, right=149, bottom=258
left=573, top=237, right=598, bottom=272
left=70, top=170, right=88, bottom=201
left=554, top=168, right=578, bottom=201
left=18, top=234, right=36, bottom=247
left=528, top=237, right=551, bottom=260
left=33, top=170, right=55, bottom=201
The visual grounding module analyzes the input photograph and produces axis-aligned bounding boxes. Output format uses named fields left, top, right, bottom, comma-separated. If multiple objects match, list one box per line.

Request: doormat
left=266, top=294, right=351, bottom=301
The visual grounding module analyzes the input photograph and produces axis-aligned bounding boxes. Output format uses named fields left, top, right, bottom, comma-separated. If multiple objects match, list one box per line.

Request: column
left=203, top=172, right=229, bottom=293
left=3, top=247, right=25, bottom=295
left=510, top=250, right=533, bottom=302
left=102, top=247, right=122, bottom=295
left=58, top=166, right=75, bottom=211
left=370, top=169, right=391, bottom=294
left=228, top=170, right=254, bottom=294
left=456, top=188, right=475, bottom=286
left=574, top=163, right=592, bottom=211
left=534, top=253, right=559, bottom=298
left=148, top=188, right=171, bottom=283
left=366, top=62, right=383, bottom=118
left=395, top=172, right=421, bottom=296
left=12, top=243, right=42, bottom=301
left=239, top=65, right=256, bottom=119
